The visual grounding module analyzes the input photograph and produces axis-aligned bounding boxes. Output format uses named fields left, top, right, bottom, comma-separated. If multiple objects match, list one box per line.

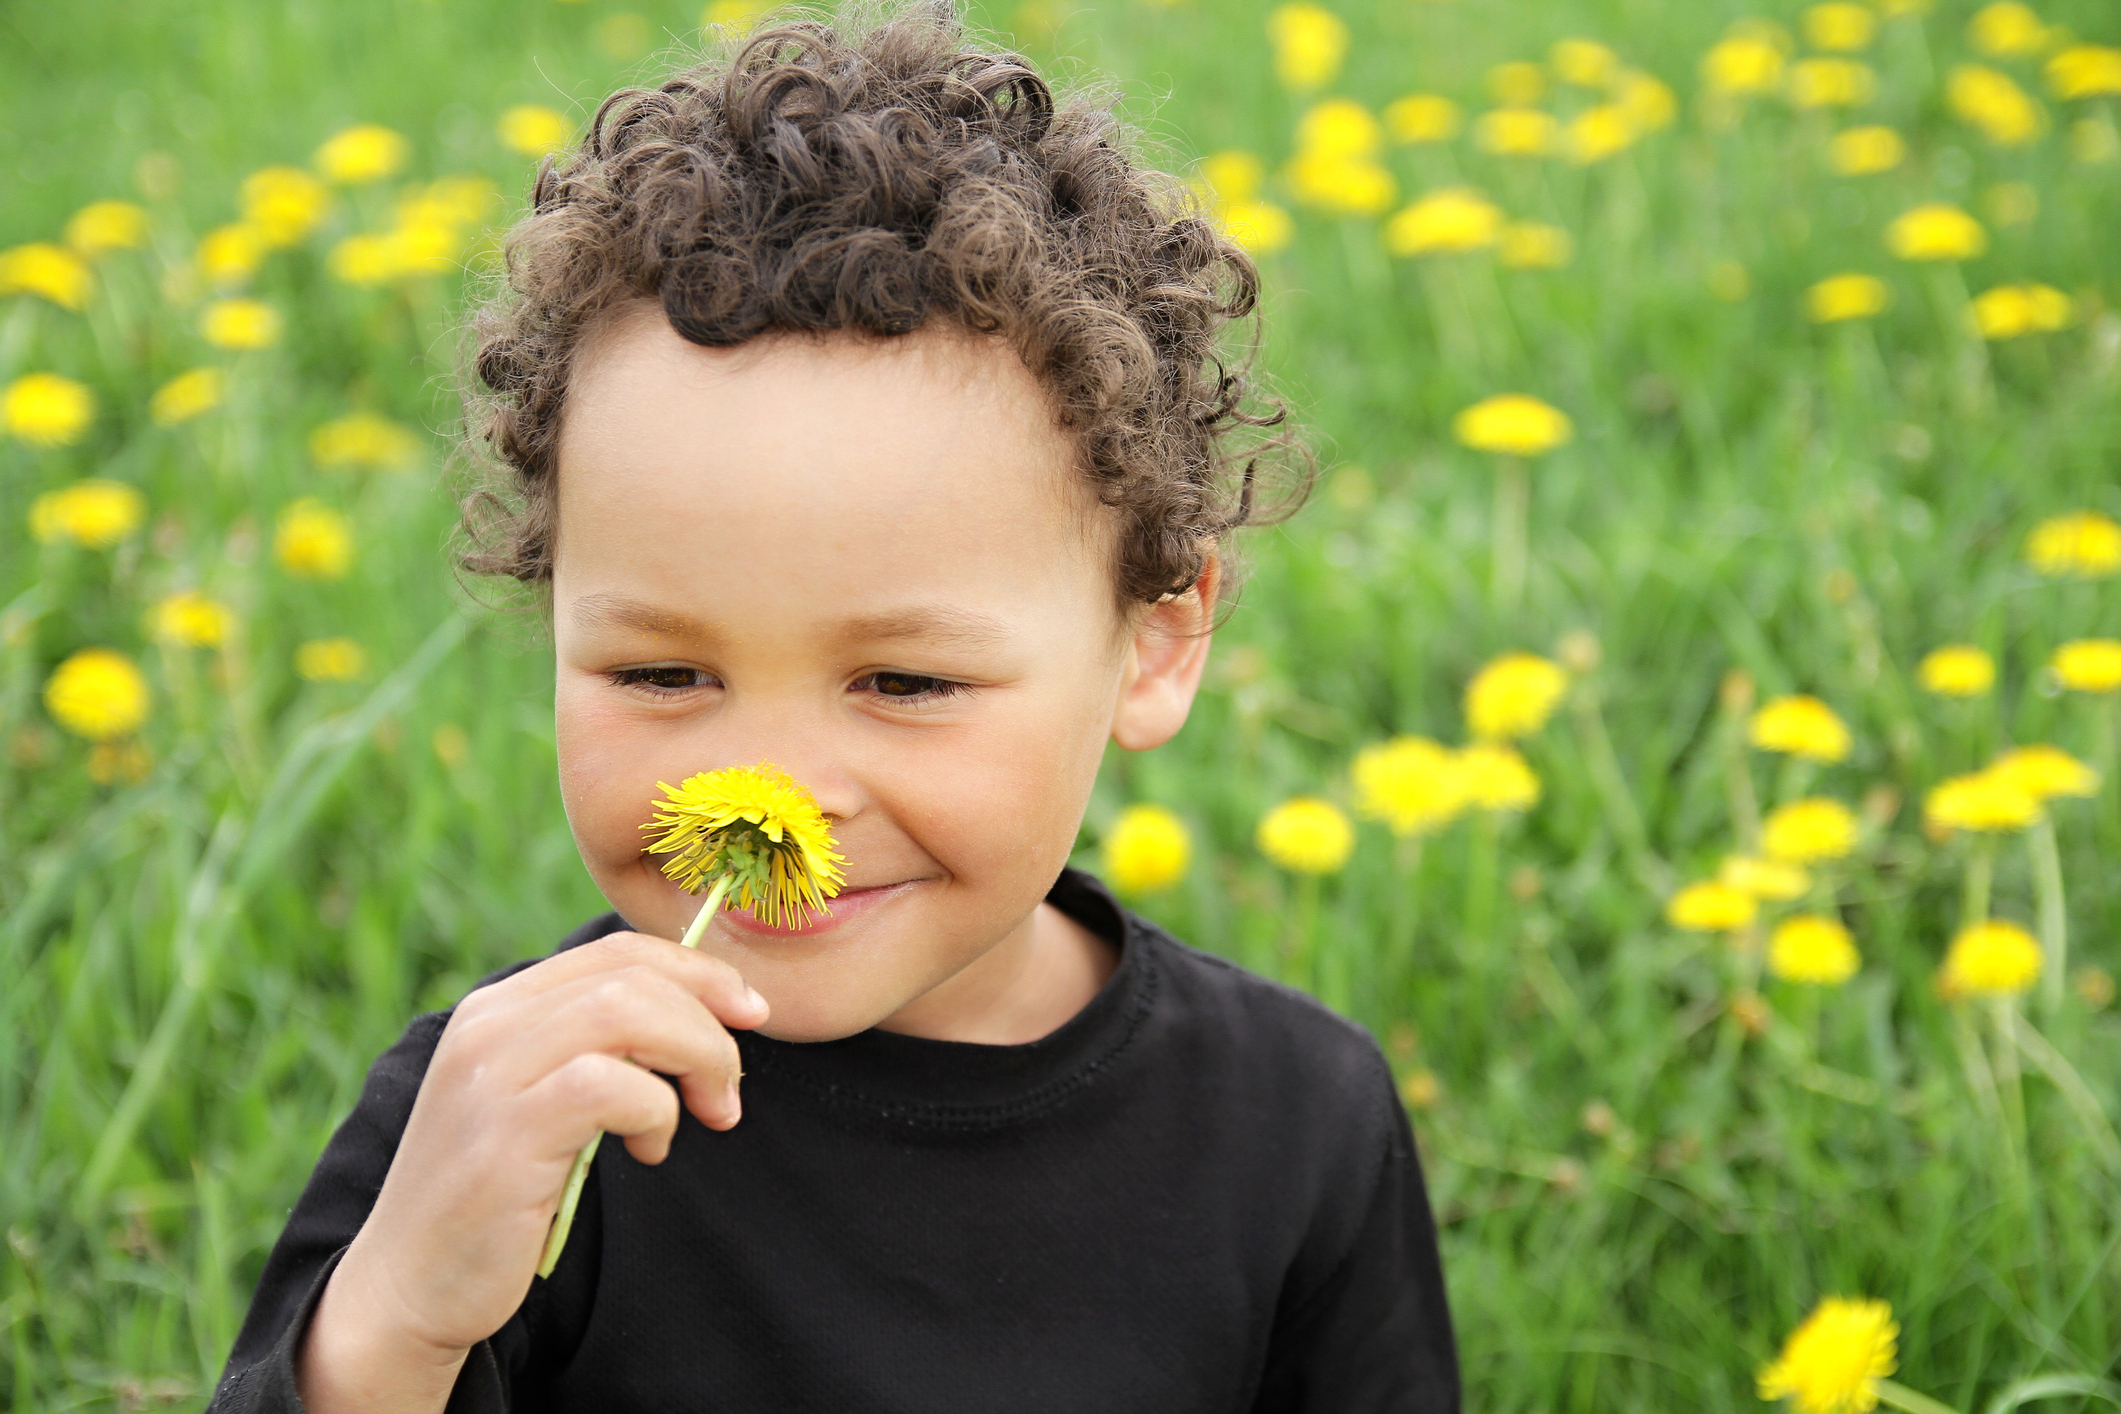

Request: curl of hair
left=458, top=0, right=1307, bottom=608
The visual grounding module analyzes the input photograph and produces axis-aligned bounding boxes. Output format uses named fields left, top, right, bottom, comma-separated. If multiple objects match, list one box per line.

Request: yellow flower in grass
left=1456, top=743, right=1540, bottom=811
left=1296, top=99, right=1382, bottom=160
left=1939, top=919, right=2041, bottom=999
left=1551, top=38, right=1618, bottom=87
left=314, top=124, right=408, bottom=184
left=44, top=648, right=150, bottom=740
left=1804, top=3, right=1875, bottom=51
left=2052, top=640, right=2121, bottom=693
left=65, top=201, right=148, bottom=257
left=1353, top=736, right=1468, bottom=837
left=2048, top=46, right=2121, bottom=100
left=1886, top=204, right=1986, bottom=262
left=275, top=499, right=354, bottom=580
left=30, top=480, right=143, bottom=548
left=1917, top=645, right=1994, bottom=696
left=1788, top=58, right=1875, bottom=109
left=5, top=374, right=95, bottom=447
left=1257, top=797, right=1355, bottom=874
left=1267, top=3, right=1347, bottom=92
left=1101, top=804, right=1190, bottom=896
left=196, top=223, right=267, bottom=288
left=327, top=233, right=402, bottom=287
left=1829, top=126, right=1905, bottom=175
left=1668, top=881, right=1757, bottom=932
left=240, top=166, right=330, bottom=247
left=1807, top=274, right=1889, bottom=323
left=1721, top=856, right=1811, bottom=900
left=702, top=0, right=771, bottom=29
left=1750, top=695, right=1850, bottom=762
left=1385, top=188, right=1504, bottom=256
left=1990, top=744, right=2097, bottom=802
left=150, top=368, right=224, bottom=427
left=499, top=104, right=572, bottom=158
left=1763, top=798, right=1859, bottom=864
left=1218, top=200, right=1295, bottom=255
left=1286, top=155, right=1396, bottom=217
left=310, top=412, right=420, bottom=469
left=1563, top=105, right=1637, bottom=163
left=1769, top=915, right=1860, bottom=985
left=1466, top=652, right=1567, bottom=740
left=1925, top=768, right=2040, bottom=834
left=1475, top=108, right=1558, bottom=157
left=1972, top=284, right=2072, bottom=340
left=1454, top=395, right=1572, bottom=456
left=202, top=299, right=282, bottom=350
left=1969, top=2, right=2049, bottom=59
left=2027, top=514, right=2121, bottom=578
left=150, top=591, right=233, bottom=649
left=0, top=242, right=93, bottom=310
left=1949, top=65, right=2045, bottom=146
left=1703, top=31, right=1787, bottom=96
left=1498, top=223, right=1572, bottom=270
left=295, top=637, right=367, bottom=682
left=643, top=764, right=849, bottom=926
left=1199, top=150, right=1265, bottom=204
left=1384, top=95, right=1461, bottom=144
left=1615, top=71, right=1677, bottom=132
left=1758, top=1296, right=1896, bottom=1414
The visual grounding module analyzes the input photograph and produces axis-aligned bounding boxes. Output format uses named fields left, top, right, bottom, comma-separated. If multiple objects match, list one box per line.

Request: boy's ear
left=1110, top=555, right=1219, bottom=752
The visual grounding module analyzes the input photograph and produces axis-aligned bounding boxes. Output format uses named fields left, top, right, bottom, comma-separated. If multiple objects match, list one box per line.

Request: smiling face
left=551, top=309, right=1212, bottom=1043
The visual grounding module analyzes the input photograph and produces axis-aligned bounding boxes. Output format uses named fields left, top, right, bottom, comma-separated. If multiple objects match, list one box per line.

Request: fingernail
left=744, top=986, right=767, bottom=1014
left=723, top=1085, right=742, bottom=1126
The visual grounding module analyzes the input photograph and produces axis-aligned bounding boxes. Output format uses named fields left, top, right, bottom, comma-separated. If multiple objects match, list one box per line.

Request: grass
left=4, top=0, right=2121, bottom=1407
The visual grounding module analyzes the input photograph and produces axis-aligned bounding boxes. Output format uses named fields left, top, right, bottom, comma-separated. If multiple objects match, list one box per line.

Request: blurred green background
left=4, top=0, right=2121, bottom=1407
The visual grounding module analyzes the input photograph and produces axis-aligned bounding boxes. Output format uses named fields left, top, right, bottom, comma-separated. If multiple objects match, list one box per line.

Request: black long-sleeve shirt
left=208, top=868, right=1458, bottom=1412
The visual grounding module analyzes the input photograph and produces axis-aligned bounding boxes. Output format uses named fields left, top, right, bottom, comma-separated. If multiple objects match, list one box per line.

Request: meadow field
left=5, top=0, right=2121, bottom=1407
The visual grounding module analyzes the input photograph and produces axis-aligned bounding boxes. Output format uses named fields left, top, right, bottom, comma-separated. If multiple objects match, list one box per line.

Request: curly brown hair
left=459, top=0, right=1305, bottom=608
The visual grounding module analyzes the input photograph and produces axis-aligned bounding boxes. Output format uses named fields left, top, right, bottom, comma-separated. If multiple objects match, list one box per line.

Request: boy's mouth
left=717, top=878, right=924, bottom=938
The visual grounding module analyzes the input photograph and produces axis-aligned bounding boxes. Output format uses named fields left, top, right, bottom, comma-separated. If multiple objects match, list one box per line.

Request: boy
left=210, top=6, right=1458, bottom=1409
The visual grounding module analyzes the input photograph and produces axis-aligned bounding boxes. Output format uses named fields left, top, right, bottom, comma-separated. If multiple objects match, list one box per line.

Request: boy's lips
left=717, top=878, right=923, bottom=938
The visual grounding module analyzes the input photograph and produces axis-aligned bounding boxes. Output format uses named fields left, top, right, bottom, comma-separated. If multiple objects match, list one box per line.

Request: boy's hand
left=296, top=931, right=768, bottom=1413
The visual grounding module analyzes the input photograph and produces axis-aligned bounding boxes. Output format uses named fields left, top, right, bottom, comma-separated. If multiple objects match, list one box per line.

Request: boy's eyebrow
left=567, top=594, right=1012, bottom=650
left=571, top=593, right=718, bottom=640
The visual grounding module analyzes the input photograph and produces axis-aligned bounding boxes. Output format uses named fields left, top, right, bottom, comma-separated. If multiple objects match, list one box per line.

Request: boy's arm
left=1249, top=1063, right=1461, bottom=1414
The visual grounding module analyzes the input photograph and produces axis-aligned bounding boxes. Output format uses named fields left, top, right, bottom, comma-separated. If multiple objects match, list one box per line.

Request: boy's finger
left=474, top=929, right=769, bottom=1029
left=518, top=1052, right=683, bottom=1166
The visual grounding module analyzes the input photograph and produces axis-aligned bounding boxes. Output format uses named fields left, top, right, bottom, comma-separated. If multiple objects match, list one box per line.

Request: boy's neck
left=873, top=898, right=1118, bottom=1046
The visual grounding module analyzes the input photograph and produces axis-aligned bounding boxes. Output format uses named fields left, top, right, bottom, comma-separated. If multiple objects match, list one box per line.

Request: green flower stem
left=2027, top=816, right=2068, bottom=1017
left=1490, top=456, right=1529, bottom=618
left=1463, top=808, right=1501, bottom=953
left=1874, top=1378, right=1966, bottom=1414
left=1721, top=712, right=1762, bottom=855
left=1569, top=683, right=1669, bottom=894
left=1962, top=836, right=1996, bottom=929
left=537, top=872, right=733, bottom=1280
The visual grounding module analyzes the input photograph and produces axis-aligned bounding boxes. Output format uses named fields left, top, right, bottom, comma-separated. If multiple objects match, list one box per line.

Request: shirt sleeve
left=1248, top=1059, right=1461, bottom=1414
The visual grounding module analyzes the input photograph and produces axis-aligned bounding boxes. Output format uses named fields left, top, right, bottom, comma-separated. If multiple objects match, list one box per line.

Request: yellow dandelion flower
left=1925, top=768, right=2040, bottom=834
left=1750, top=695, right=1851, bottom=762
left=309, top=412, right=420, bottom=469
left=499, top=104, right=572, bottom=158
left=1353, top=736, right=1468, bottom=837
left=149, top=590, right=233, bottom=649
left=1721, top=855, right=1811, bottom=900
left=44, top=647, right=150, bottom=740
left=1475, top=107, right=1558, bottom=156
left=1949, top=65, right=2045, bottom=146
left=1466, top=652, right=1568, bottom=740
left=29, top=479, right=143, bottom=548
left=1874, top=0, right=1930, bottom=16
left=1969, top=1, right=2050, bottom=58
left=1885, top=203, right=1987, bottom=262
left=1296, top=98, right=1383, bottom=160
left=1399, top=1070, right=1442, bottom=1108
left=642, top=763, right=849, bottom=926
left=1487, top=61, right=1545, bottom=106
left=314, top=124, right=408, bottom=185
left=1218, top=199, right=1296, bottom=255
left=1257, top=797, right=1355, bottom=874
left=196, top=223, right=267, bottom=289
left=1267, top=3, right=1347, bottom=91
left=64, top=200, right=148, bottom=257
left=1972, top=284, right=2073, bottom=340
left=1703, top=32, right=1787, bottom=96
left=0, top=242, right=94, bottom=310
left=1286, top=154, right=1397, bottom=216
left=150, top=368, right=224, bottom=427
left=2027, top=513, right=2121, bottom=578
left=1564, top=105, right=1637, bottom=163
left=275, top=499, right=354, bottom=580
left=201, top=298, right=282, bottom=350
left=1769, top=914, right=1860, bottom=985
left=1454, top=394, right=1572, bottom=456
left=1916, top=644, right=1994, bottom=696
left=1614, top=71, right=1678, bottom=132
left=1551, top=38, right=1619, bottom=87
left=1763, top=798, right=1859, bottom=863
left=1498, top=221, right=1573, bottom=270
left=1384, top=188, right=1504, bottom=256
left=4, top=373, right=95, bottom=448
left=1384, top=94, right=1462, bottom=144
left=1939, top=919, right=2042, bottom=998
left=702, top=0, right=771, bottom=29
left=2052, top=639, right=2121, bottom=692
left=1806, top=273, right=1890, bottom=323
left=1788, top=58, right=1876, bottom=109
left=1456, top=742, right=1541, bottom=811
left=2048, top=45, right=2121, bottom=100
left=1804, top=3, right=1875, bottom=51
left=1989, top=744, right=2097, bottom=802
left=1758, top=1296, right=1896, bottom=1414
left=239, top=166, right=329, bottom=247
left=1830, top=125, right=1905, bottom=175
left=1200, top=150, right=1265, bottom=204
left=295, top=637, right=367, bottom=682
left=326, top=232, right=403, bottom=287
left=1667, top=880, right=1757, bottom=932
left=1101, top=803, right=1192, bottom=895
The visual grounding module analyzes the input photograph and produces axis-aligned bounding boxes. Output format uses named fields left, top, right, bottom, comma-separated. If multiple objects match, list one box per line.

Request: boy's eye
left=609, top=666, right=714, bottom=694
left=857, top=671, right=969, bottom=702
